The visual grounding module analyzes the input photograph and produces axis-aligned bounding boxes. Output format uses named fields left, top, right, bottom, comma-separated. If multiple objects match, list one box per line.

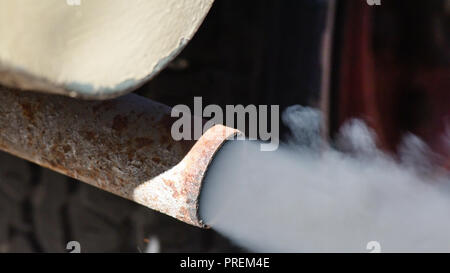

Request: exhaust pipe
left=0, top=87, right=240, bottom=227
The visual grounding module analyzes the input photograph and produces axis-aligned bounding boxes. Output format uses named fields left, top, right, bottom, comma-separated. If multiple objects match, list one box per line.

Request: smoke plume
left=199, top=105, right=450, bottom=252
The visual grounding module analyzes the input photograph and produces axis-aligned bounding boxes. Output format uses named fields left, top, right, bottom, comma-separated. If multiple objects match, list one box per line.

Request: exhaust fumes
left=199, top=105, right=450, bottom=252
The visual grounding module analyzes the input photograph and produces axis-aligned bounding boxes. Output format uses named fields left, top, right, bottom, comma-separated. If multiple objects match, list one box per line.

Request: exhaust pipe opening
left=0, top=87, right=240, bottom=227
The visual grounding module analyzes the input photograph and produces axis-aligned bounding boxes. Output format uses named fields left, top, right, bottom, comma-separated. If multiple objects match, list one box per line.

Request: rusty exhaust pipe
left=0, top=87, right=240, bottom=227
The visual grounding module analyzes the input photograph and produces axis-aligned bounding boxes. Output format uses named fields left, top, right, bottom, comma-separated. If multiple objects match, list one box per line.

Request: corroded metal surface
left=0, top=88, right=240, bottom=227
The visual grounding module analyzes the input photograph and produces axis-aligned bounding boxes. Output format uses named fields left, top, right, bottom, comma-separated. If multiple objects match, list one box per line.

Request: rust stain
left=20, top=102, right=34, bottom=121
left=112, top=115, right=128, bottom=132
left=63, top=145, right=71, bottom=153
left=20, top=102, right=40, bottom=126
left=178, top=207, right=189, bottom=222
left=163, top=178, right=181, bottom=199
left=80, top=131, right=97, bottom=142
left=151, top=157, right=161, bottom=164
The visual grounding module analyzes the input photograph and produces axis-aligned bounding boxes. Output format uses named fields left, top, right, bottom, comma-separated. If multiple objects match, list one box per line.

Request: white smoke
left=199, top=105, right=450, bottom=253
